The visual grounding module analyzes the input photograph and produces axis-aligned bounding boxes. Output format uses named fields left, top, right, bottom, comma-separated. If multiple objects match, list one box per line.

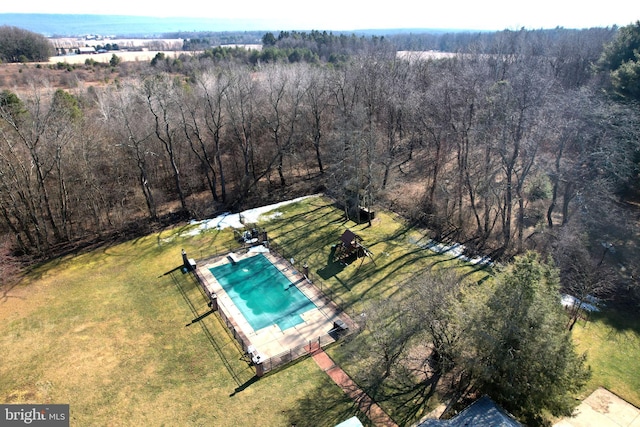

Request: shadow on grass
left=368, top=222, right=416, bottom=248
left=283, top=360, right=438, bottom=427
left=185, top=309, right=215, bottom=327
left=264, top=203, right=335, bottom=234
left=0, top=280, right=26, bottom=304
left=160, top=266, right=183, bottom=277
left=307, top=229, right=496, bottom=313
left=273, top=215, right=346, bottom=255
left=378, top=371, right=444, bottom=427
left=317, top=246, right=353, bottom=280
left=589, top=305, right=640, bottom=335
left=169, top=269, right=247, bottom=387
left=284, top=380, right=367, bottom=427
left=229, top=375, right=260, bottom=397
left=347, top=248, right=438, bottom=301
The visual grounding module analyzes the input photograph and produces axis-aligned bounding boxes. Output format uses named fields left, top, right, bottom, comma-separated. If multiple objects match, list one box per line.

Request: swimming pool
left=208, top=254, right=316, bottom=331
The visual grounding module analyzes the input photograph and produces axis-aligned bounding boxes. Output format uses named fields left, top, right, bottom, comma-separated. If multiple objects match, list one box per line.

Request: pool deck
left=196, top=249, right=353, bottom=361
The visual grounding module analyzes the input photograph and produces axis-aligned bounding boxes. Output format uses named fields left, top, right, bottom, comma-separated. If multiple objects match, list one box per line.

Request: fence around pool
left=191, top=243, right=355, bottom=377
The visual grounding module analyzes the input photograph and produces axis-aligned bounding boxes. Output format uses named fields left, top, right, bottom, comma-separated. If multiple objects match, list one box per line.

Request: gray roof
left=418, top=396, right=522, bottom=427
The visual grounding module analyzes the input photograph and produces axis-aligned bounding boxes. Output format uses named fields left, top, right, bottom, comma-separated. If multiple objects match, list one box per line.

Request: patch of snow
left=409, top=237, right=495, bottom=267
left=561, top=294, right=601, bottom=312
left=184, top=195, right=317, bottom=236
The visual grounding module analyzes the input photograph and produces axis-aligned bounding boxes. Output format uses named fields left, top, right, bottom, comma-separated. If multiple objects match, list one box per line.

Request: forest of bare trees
left=0, top=26, right=639, bottom=300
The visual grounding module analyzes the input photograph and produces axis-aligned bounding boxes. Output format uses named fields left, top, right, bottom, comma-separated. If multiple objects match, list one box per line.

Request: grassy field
left=0, top=218, right=357, bottom=426
left=1, top=194, right=638, bottom=425
left=572, top=308, right=640, bottom=408
left=264, top=196, right=490, bottom=308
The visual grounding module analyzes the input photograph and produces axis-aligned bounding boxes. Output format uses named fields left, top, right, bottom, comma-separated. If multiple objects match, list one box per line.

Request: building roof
left=418, top=396, right=521, bottom=427
left=340, top=229, right=360, bottom=248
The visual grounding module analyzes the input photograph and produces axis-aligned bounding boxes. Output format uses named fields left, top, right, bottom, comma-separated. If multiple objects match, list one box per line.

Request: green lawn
left=572, top=307, right=640, bottom=408
left=0, top=220, right=357, bottom=426
left=1, top=195, right=637, bottom=426
left=264, top=196, right=490, bottom=310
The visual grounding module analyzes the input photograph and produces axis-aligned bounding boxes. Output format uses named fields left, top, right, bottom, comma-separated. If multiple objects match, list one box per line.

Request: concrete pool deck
left=196, top=250, right=354, bottom=360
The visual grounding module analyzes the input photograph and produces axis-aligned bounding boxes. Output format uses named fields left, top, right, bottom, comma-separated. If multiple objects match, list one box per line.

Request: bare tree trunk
left=304, top=66, right=330, bottom=175
left=546, top=139, right=565, bottom=228
left=178, top=99, right=219, bottom=203
left=109, top=86, right=159, bottom=221
left=144, top=77, right=188, bottom=214
left=199, top=71, right=231, bottom=203
left=54, top=146, right=71, bottom=240
left=561, top=181, right=575, bottom=225
left=264, top=65, right=305, bottom=190
left=225, top=70, right=258, bottom=203
left=428, top=128, right=443, bottom=205
left=132, top=145, right=157, bottom=221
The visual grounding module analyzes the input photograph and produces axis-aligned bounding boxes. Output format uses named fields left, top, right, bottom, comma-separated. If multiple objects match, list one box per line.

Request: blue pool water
left=209, top=254, right=316, bottom=331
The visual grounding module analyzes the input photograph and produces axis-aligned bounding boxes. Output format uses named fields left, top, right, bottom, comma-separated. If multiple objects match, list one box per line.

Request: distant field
left=47, top=44, right=262, bottom=64
left=46, top=37, right=262, bottom=64
left=48, top=50, right=186, bottom=64
left=396, top=50, right=457, bottom=60
left=49, top=38, right=184, bottom=50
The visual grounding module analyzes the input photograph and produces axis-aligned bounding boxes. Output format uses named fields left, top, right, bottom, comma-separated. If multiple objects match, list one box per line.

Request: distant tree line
left=180, top=30, right=392, bottom=65
left=94, top=43, right=120, bottom=51
left=389, top=26, right=618, bottom=54
left=0, top=26, right=53, bottom=63
left=261, top=30, right=392, bottom=63
left=171, top=30, right=264, bottom=47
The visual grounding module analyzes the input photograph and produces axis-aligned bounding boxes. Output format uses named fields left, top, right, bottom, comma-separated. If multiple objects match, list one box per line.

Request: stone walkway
left=311, top=349, right=398, bottom=427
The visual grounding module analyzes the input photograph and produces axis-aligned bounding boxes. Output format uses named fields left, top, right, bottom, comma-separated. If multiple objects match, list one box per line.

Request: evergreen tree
left=262, top=32, right=277, bottom=46
left=110, top=53, right=122, bottom=67
left=598, top=21, right=640, bottom=100
left=0, top=90, right=25, bottom=117
left=464, top=252, right=591, bottom=425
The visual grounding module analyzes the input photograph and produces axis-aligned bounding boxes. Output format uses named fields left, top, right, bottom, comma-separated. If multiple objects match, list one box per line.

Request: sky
left=1, top=0, right=638, bottom=31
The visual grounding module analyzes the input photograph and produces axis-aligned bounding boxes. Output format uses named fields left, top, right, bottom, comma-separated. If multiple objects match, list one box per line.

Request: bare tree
left=408, top=270, right=467, bottom=387
left=0, top=82, right=87, bottom=252
left=0, top=83, right=62, bottom=244
left=381, top=60, right=412, bottom=190
left=224, top=67, right=262, bottom=204
left=483, top=59, right=550, bottom=251
left=98, top=83, right=159, bottom=221
left=552, top=223, right=614, bottom=330
left=176, top=85, right=218, bottom=204
left=263, top=64, right=304, bottom=188
left=301, top=65, right=333, bottom=175
left=197, top=68, right=232, bottom=203
left=143, top=74, right=188, bottom=214
left=546, top=94, right=640, bottom=229
left=327, top=64, right=362, bottom=219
